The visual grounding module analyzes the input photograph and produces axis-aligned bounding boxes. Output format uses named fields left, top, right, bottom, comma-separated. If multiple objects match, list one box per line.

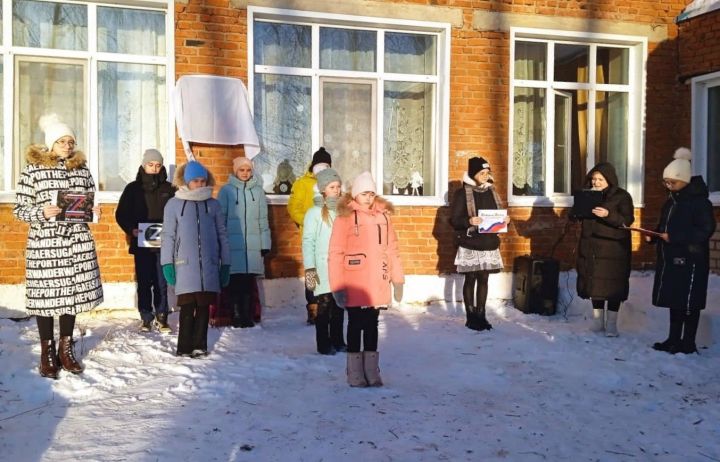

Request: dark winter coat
left=115, top=166, right=175, bottom=254
left=160, top=164, right=231, bottom=296
left=449, top=173, right=501, bottom=251
left=13, top=146, right=104, bottom=316
left=651, top=176, right=716, bottom=311
left=574, top=163, right=634, bottom=301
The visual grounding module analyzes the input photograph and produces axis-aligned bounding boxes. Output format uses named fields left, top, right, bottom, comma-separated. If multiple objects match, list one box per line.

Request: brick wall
left=0, top=0, right=701, bottom=285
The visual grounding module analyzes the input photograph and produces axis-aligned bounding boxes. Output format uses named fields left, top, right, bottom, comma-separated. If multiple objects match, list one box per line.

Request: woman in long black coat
left=573, top=162, right=634, bottom=337
left=650, top=148, right=715, bottom=354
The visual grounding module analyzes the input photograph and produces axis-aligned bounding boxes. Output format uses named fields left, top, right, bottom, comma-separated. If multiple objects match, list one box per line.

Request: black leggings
left=463, top=271, right=490, bottom=309
left=36, top=315, right=76, bottom=341
left=592, top=299, right=621, bottom=312
left=346, top=308, right=379, bottom=353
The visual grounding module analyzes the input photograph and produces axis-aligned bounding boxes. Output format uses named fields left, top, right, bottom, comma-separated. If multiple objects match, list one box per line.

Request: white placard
left=477, top=209, right=508, bottom=233
left=138, top=223, right=163, bottom=248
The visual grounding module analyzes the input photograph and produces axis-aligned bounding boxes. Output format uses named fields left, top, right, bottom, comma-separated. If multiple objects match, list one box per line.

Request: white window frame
left=508, top=27, right=647, bottom=208
left=0, top=0, right=175, bottom=203
left=248, top=6, right=451, bottom=206
left=691, top=70, right=720, bottom=205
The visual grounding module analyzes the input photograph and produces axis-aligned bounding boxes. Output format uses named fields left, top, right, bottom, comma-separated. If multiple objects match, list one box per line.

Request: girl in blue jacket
left=302, top=168, right=346, bottom=354
left=218, top=157, right=271, bottom=328
left=161, top=161, right=231, bottom=357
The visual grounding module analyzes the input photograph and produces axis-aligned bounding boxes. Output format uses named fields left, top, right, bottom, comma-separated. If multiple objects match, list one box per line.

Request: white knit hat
left=663, top=147, right=692, bottom=183
left=351, top=171, right=376, bottom=198
left=39, top=113, right=75, bottom=149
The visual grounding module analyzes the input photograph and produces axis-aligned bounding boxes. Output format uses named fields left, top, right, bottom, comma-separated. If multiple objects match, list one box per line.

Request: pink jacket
left=329, top=194, right=405, bottom=307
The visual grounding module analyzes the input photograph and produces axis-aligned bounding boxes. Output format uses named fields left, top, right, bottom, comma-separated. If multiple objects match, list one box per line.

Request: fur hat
left=468, top=156, right=491, bottom=179
left=183, top=160, right=208, bottom=183
left=39, top=114, right=75, bottom=149
left=142, top=148, right=163, bottom=165
left=663, top=147, right=692, bottom=183
left=351, top=171, right=376, bottom=198
left=309, top=147, right=332, bottom=172
left=233, top=156, right=253, bottom=173
left=316, top=168, right=341, bottom=193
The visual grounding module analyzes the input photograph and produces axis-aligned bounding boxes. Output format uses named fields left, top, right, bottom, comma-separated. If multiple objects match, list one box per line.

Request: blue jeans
left=134, top=251, right=168, bottom=321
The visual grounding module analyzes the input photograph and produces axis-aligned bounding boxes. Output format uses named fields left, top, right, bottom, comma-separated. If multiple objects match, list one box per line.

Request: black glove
left=261, top=249, right=270, bottom=257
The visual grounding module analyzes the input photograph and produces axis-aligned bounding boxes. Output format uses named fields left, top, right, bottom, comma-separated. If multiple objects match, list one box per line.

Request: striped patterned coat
left=13, top=145, right=104, bottom=316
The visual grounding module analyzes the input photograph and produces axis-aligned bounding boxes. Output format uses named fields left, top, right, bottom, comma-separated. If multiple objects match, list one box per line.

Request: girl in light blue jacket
left=302, top=168, right=346, bottom=355
left=218, top=157, right=271, bottom=328
left=161, top=161, right=231, bottom=357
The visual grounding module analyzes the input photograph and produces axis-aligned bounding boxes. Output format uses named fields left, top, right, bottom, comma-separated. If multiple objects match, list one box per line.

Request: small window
left=384, top=32, right=436, bottom=75
left=691, top=72, right=720, bottom=198
left=254, top=21, right=311, bottom=68
left=12, top=0, right=87, bottom=50
left=97, top=7, right=166, bottom=56
left=320, top=27, right=376, bottom=72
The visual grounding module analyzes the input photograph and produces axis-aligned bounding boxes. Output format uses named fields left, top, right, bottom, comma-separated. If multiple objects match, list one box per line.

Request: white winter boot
left=605, top=310, right=619, bottom=337
left=590, top=308, right=605, bottom=332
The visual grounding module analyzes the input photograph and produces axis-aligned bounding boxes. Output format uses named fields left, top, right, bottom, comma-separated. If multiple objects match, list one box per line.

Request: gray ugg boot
left=605, top=311, right=619, bottom=337
left=363, top=351, right=383, bottom=387
left=346, top=352, right=367, bottom=387
left=590, top=308, right=605, bottom=332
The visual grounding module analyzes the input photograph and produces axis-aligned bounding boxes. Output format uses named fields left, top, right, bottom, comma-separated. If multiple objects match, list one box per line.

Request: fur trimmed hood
left=172, top=161, right=217, bottom=188
left=25, top=144, right=87, bottom=170
left=336, top=192, right=394, bottom=217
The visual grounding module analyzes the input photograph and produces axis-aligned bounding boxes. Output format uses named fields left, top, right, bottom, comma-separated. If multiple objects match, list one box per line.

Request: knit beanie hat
left=309, top=147, right=332, bottom=172
left=316, top=168, right=341, bottom=193
left=351, top=171, right=376, bottom=198
left=663, top=147, right=692, bottom=183
left=142, top=148, right=164, bottom=165
left=233, top=156, right=253, bottom=173
left=39, top=113, right=75, bottom=149
left=468, top=156, right=491, bottom=179
left=183, top=161, right=208, bottom=183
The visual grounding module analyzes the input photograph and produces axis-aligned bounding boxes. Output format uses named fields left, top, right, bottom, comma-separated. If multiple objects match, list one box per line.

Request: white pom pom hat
left=662, top=147, right=692, bottom=183
left=38, top=113, right=75, bottom=149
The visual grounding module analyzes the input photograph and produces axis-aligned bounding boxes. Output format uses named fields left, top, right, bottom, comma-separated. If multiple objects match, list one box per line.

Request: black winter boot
left=177, top=303, right=196, bottom=356
left=679, top=311, right=700, bottom=354
left=653, top=309, right=683, bottom=353
left=191, top=305, right=210, bottom=356
left=330, top=299, right=347, bottom=352
left=231, top=301, right=243, bottom=328
left=475, top=306, right=493, bottom=331
left=315, top=297, right=334, bottom=355
left=465, top=307, right=481, bottom=330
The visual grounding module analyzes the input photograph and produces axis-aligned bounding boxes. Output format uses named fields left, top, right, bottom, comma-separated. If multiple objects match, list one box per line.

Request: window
left=1, top=1, right=172, bottom=198
left=509, top=29, right=645, bottom=206
left=249, top=8, right=450, bottom=204
left=691, top=71, right=720, bottom=203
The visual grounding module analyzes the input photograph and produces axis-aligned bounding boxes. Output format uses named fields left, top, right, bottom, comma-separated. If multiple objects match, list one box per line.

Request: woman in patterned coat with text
left=14, top=114, right=104, bottom=379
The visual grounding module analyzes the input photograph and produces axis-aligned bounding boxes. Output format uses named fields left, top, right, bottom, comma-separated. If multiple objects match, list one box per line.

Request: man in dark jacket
left=115, top=149, right=176, bottom=333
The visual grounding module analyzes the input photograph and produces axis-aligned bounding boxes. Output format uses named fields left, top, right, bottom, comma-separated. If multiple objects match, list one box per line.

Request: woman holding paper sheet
left=450, top=156, right=509, bottom=332
left=572, top=162, right=634, bottom=337
left=13, top=114, right=103, bottom=379
left=649, top=148, right=715, bottom=355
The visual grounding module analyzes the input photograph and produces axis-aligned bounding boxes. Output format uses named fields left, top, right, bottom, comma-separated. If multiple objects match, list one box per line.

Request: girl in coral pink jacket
left=328, top=172, right=404, bottom=387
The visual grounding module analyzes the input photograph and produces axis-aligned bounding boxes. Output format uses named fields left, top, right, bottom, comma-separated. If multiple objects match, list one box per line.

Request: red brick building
left=0, top=0, right=717, bottom=310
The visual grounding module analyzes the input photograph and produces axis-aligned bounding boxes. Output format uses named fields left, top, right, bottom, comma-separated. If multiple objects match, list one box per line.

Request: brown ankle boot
left=58, top=336, right=83, bottom=374
left=39, top=339, right=59, bottom=379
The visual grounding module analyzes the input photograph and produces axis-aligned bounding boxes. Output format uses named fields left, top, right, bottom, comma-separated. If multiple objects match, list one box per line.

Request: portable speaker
left=512, top=255, right=559, bottom=316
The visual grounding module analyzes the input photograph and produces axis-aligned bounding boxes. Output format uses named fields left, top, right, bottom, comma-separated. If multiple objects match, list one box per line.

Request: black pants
left=315, top=293, right=346, bottom=351
left=592, top=299, right=621, bottom=312
left=346, top=308, right=379, bottom=353
left=36, top=315, right=75, bottom=341
left=463, top=270, right=490, bottom=309
left=134, top=251, right=169, bottom=321
left=177, top=302, right=210, bottom=355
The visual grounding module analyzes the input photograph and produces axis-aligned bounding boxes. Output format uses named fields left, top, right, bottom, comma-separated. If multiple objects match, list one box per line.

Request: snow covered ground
left=1, top=272, right=719, bottom=462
